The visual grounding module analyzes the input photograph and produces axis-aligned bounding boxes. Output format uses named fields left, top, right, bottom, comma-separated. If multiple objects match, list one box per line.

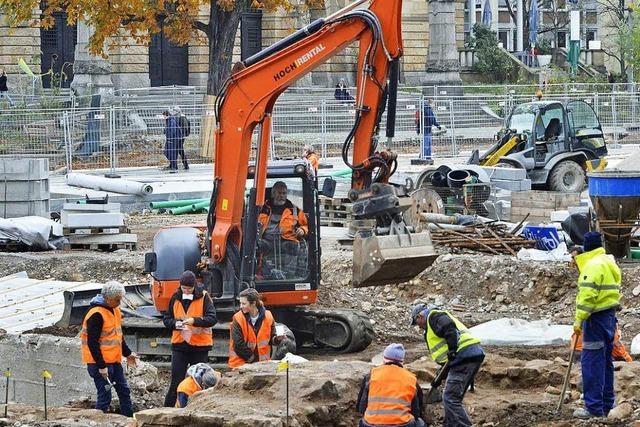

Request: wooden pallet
left=320, top=197, right=353, bottom=227
left=63, top=225, right=130, bottom=235
left=63, top=242, right=137, bottom=252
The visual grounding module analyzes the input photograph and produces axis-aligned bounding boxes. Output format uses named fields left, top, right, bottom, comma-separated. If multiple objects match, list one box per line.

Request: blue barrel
left=588, top=171, right=640, bottom=197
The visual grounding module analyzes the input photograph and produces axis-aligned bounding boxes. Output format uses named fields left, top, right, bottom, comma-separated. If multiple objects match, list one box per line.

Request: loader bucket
left=352, top=231, right=438, bottom=287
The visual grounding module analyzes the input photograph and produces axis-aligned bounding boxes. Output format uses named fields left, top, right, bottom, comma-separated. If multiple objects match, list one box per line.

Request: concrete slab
left=67, top=233, right=138, bottom=245
left=62, top=213, right=124, bottom=228
left=0, top=180, right=49, bottom=201
left=0, top=200, right=49, bottom=219
left=0, top=158, right=49, bottom=181
left=482, top=166, right=528, bottom=181
left=62, top=202, right=121, bottom=212
left=0, top=334, right=94, bottom=406
left=493, top=179, right=532, bottom=192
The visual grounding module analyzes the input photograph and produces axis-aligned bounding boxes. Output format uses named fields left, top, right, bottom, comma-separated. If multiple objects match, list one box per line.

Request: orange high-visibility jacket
left=228, top=310, right=274, bottom=368
left=81, top=306, right=123, bottom=364
left=306, top=153, right=319, bottom=170
left=258, top=201, right=308, bottom=242
left=175, top=376, right=202, bottom=408
left=171, top=292, right=213, bottom=347
left=363, top=364, right=417, bottom=426
left=572, top=329, right=632, bottom=362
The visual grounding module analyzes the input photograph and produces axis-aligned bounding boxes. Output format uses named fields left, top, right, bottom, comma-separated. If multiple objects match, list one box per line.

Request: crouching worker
left=357, top=343, right=425, bottom=427
left=175, top=363, right=222, bottom=408
left=81, top=281, right=137, bottom=417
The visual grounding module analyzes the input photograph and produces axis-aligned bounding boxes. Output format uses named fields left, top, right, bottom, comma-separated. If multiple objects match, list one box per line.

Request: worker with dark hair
left=572, top=232, right=622, bottom=419
left=163, top=270, right=217, bottom=407
left=357, top=343, right=425, bottom=427
left=411, top=304, right=484, bottom=427
left=175, top=363, right=221, bottom=408
left=81, top=281, right=137, bottom=417
left=228, top=288, right=291, bottom=368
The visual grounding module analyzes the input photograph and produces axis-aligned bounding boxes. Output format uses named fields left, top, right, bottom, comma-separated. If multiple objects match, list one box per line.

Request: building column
left=70, top=21, right=114, bottom=101
left=516, top=0, right=523, bottom=51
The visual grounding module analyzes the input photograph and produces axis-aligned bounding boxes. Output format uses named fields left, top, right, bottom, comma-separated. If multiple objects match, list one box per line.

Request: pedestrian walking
left=572, top=232, right=621, bottom=419
left=172, top=106, right=191, bottom=170
left=163, top=110, right=180, bottom=173
left=417, top=99, right=441, bottom=163
left=302, top=145, right=319, bottom=171
left=80, top=281, right=137, bottom=417
left=410, top=303, right=484, bottom=427
left=357, top=343, right=425, bottom=427
left=162, top=270, right=217, bottom=407
left=0, top=69, right=15, bottom=107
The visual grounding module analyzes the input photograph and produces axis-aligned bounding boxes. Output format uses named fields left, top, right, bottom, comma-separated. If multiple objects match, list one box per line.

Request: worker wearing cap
left=411, top=304, right=484, bottom=427
left=175, top=363, right=221, bottom=408
left=357, top=343, right=425, bottom=427
left=572, top=232, right=621, bottom=419
left=80, top=281, right=137, bottom=417
left=162, top=270, right=217, bottom=407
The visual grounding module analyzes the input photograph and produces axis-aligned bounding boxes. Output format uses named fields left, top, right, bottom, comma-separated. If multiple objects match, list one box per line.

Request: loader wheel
left=549, top=160, right=585, bottom=192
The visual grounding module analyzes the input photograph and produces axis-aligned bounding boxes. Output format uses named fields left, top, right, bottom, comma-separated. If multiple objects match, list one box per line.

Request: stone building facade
left=0, top=0, right=466, bottom=91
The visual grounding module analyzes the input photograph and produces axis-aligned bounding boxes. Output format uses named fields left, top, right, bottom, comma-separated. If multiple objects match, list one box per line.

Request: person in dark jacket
left=417, top=99, right=440, bottom=162
left=0, top=69, right=14, bottom=107
left=411, top=304, right=484, bottom=427
left=163, top=110, right=180, bottom=173
left=172, top=106, right=190, bottom=170
left=162, top=270, right=217, bottom=407
left=80, top=281, right=137, bottom=417
left=334, top=78, right=354, bottom=102
left=357, top=343, right=425, bottom=427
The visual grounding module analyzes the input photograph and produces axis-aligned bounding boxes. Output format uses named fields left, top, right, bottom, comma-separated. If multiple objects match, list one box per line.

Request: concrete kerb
left=0, top=333, right=95, bottom=406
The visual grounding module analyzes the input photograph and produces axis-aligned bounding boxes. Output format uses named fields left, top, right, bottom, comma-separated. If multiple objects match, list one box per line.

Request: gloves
left=573, top=321, right=582, bottom=335
left=447, top=350, right=457, bottom=362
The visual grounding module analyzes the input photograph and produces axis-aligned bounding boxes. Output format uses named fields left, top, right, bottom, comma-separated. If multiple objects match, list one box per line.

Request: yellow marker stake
left=278, top=360, right=290, bottom=426
left=42, top=370, right=52, bottom=420
left=3, top=368, right=9, bottom=417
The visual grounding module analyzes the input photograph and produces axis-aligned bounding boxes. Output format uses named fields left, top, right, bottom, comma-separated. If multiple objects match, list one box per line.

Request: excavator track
left=273, top=306, right=374, bottom=353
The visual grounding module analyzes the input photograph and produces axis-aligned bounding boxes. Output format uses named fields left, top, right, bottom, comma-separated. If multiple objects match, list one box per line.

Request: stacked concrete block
left=0, top=158, right=50, bottom=218
left=61, top=202, right=136, bottom=250
left=482, top=166, right=532, bottom=192
left=511, top=191, right=581, bottom=223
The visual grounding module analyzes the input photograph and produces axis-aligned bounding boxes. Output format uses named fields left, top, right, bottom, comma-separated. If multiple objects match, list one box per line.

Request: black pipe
left=243, top=18, right=326, bottom=67
left=385, top=58, right=400, bottom=138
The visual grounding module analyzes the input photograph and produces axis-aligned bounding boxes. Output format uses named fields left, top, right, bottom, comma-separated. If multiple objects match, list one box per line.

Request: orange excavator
left=62, top=0, right=437, bottom=357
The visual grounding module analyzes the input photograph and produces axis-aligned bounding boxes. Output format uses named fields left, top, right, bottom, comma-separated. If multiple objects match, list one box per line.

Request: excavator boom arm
left=209, top=0, right=404, bottom=263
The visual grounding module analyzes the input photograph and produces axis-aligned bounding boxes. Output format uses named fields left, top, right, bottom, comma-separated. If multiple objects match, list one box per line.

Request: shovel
left=556, top=334, right=578, bottom=414
left=426, top=362, right=450, bottom=404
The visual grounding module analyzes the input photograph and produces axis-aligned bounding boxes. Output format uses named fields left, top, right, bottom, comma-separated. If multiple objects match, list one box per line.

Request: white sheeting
left=0, top=216, right=64, bottom=250
left=517, top=242, right=572, bottom=262
left=470, top=318, right=573, bottom=346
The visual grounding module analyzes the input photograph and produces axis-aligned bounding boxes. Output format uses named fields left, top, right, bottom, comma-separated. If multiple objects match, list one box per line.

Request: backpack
left=179, top=115, right=191, bottom=137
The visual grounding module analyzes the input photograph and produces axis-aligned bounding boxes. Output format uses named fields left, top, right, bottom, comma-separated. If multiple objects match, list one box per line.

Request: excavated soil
left=0, top=215, right=639, bottom=426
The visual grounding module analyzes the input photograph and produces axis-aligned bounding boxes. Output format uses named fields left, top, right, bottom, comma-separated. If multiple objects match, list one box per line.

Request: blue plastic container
left=523, top=225, right=561, bottom=251
left=588, top=171, right=640, bottom=197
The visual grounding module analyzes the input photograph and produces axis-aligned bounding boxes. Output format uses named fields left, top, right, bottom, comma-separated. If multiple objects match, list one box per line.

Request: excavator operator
left=258, top=181, right=309, bottom=280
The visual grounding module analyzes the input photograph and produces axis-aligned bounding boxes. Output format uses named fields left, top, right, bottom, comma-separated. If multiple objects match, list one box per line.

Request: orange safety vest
left=171, top=292, right=213, bottom=347
left=363, top=364, right=417, bottom=426
left=572, top=329, right=632, bottom=362
left=258, top=202, right=308, bottom=242
left=306, top=153, right=319, bottom=170
left=228, top=309, right=274, bottom=368
left=81, top=306, right=123, bottom=364
left=175, top=376, right=202, bottom=408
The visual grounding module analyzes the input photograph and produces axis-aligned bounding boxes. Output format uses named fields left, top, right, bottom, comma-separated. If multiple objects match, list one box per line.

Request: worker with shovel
left=571, top=232, right=621, bottom=419
left=356, top=343, right=425, bottom=427
left=411, top=304, right=484, bottom=427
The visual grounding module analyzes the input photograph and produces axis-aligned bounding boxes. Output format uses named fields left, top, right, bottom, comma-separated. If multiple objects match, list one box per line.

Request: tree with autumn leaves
left=1, top=0, right=322, bottom=94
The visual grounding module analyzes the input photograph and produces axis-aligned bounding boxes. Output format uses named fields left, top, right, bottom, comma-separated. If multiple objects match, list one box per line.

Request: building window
left=586, top=29, right=597, bottom=42
left=557, top=31, right=567, bottom=48
left=498, top=30, right=509, bottom=49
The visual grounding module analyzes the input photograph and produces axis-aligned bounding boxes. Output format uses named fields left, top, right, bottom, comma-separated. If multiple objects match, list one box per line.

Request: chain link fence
left=0, top=84, right=638, bottom=172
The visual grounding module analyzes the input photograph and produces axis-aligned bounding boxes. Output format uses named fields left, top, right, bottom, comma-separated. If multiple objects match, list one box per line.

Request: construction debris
left=429, top=221, right=536, bottom=255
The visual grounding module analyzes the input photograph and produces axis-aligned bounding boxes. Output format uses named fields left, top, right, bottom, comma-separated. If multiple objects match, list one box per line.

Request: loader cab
left=566, top=100, right=607, bottom=158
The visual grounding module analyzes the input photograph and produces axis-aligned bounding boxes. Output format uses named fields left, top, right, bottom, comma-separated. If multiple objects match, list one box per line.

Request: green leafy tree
left=471, top=24, right=516, bottom=83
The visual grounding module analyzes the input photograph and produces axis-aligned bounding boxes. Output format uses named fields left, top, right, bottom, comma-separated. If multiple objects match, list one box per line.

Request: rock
left=361, top=302, right=372, bottom=312
left=495, top=295, right=505, bottom=304
left=608, top=401, right=633, bottom=420
left=439, top=253, right=453, bottom=263
left=632, top=284, right=640, bottom=297
left=126, top=359, right=159, bottom=392
left=545, top=385, right=561, bottom=395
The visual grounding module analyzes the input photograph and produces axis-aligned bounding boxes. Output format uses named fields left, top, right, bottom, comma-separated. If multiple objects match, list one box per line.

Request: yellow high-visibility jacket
left=574, top=247, right=621, bottom=326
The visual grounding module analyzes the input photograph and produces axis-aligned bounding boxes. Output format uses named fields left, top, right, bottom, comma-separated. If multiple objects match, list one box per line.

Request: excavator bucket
left=352, top=231, right=438, bottom=288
